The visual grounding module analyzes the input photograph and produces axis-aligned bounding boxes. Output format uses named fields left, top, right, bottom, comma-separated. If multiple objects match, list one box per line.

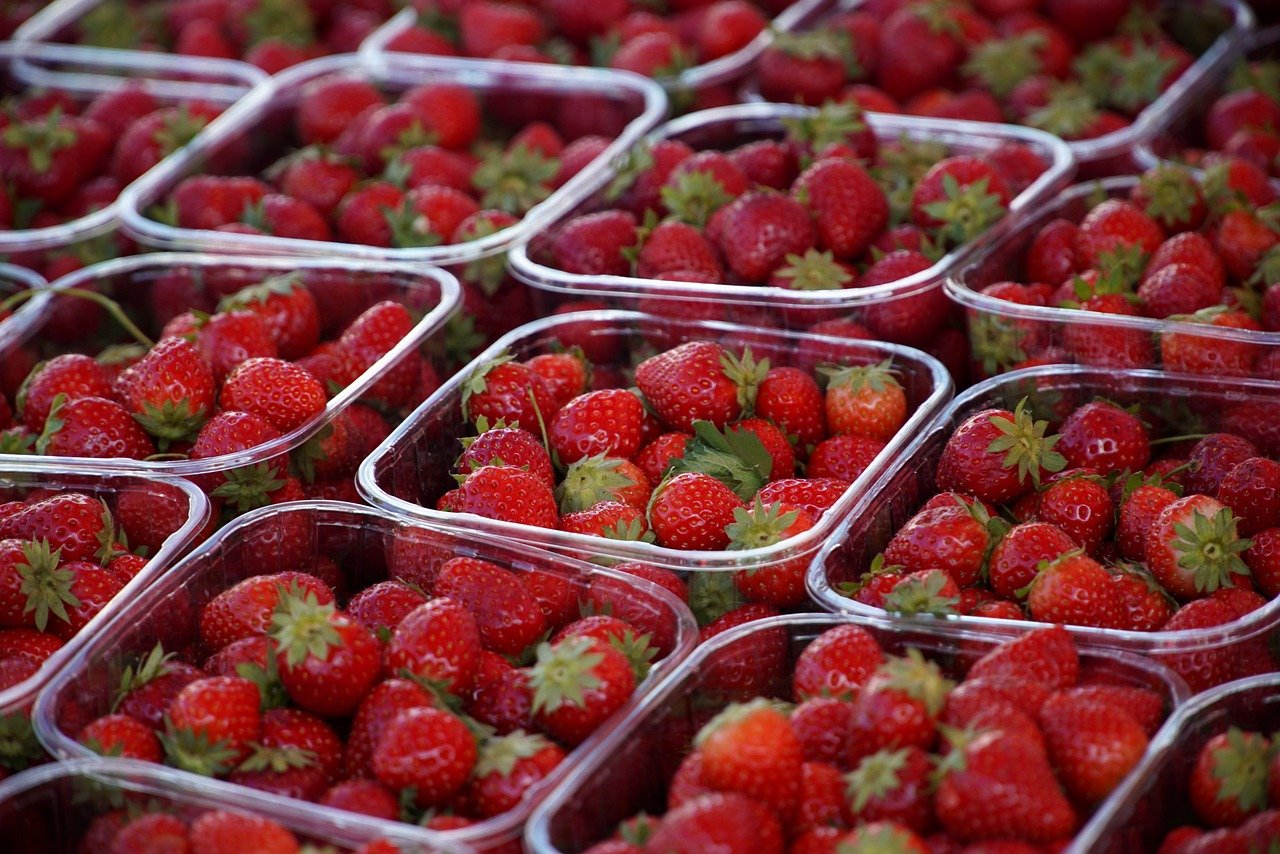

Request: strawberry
left=793, top=157, right=888, bottom=261
left=883, top=500, right=991, bottom=588
left=1217, top=458, right=1280, bottom=536
left=717, top=191, right=816, bottom=283
left=199, top=572, right=333, bottom=652
left=530, top=635, right=635, bottom=746
left=115, top=647, right=203, bottom=732
left=756, top=366, right=825, bottom=448
left=696, top=699, right=803, bottom=818
left=968, top=624, right=1079, bottom=690
left=112, top=813, right=190, bottom=852
left=635, top=220, right=724, bottom=281
left=526, top=352, right=588, bottom=411
left=269, top=588, right=380, bottom=718
left=188, top=810, right=298, bottom=853
left=0, top=492, right=115, bottom=564
left=1185, top=434, right=1260, bottom=498
left=935, top=399, right=1067, bottom=504
left=230, top=707, right=342, bottom=801
left=911, top=156, right=1011, bottom=247
left=551, top=211, right=639, bottom=276
left=1190, top=728, right=1273, bottom=827
left=195, top=310, right=278, bottom=383
left=645, top=793, right=784, bottom=854
left=434, top=557, right=547, bottom=657
left=847, top=649, right=953, bottom=762
left=821, top=360, right=906, bottom=441
left=386, top=597, right=482, bottom=697
left=1145, top=494, right=1252, bottom=600
left=462, top=354, right=557, bottom=432
left=1037, top=476, right=1114, bottom=554
left=36, top=395, right=156, bottom=460
left=373, top=706, right=476, bottom=807
left=1057, top=400, right=1150, bottom=473
left=1075, top=199, right=1164, bottom=272
left=18, top=354, right=114, bottom=432
left=756, top=478, right=848, bottom=519
left=467, top=730, right=565, bottom=819
left=1038, top=689, right=1148, bottom=806
left=635, top=342, right=767, bottom=432
left=220, top=357, right=326, bottom=434
left=1159, top=308, right=1262, bottom=378
left=989, top=521, right=1075, bottom=599
left=648, top=472, right=744, bottom=551
left=333, top=300, right=419, bottom=410
left=111, top=336, right=215, bottom=444
left=876, top=2, right=965, bottom=101
left=456, top=426, right=555, bottom=487
left=161, top=676, right=262, bottom=775
left=550, top=389, right=646, bottom=465
left=78, top=712, right=163, bottom=762
left=792, top=623, right=883, bottom=701
left=1027, top=550, right=1121, bottom=629
left=454, top=465, right=559, bottom=528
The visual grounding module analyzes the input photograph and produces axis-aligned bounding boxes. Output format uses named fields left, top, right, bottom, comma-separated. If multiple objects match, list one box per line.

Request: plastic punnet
left=34, top=500, right=697, bottom=852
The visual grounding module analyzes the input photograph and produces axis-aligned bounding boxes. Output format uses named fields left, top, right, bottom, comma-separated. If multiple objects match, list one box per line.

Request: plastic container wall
left=35, top=500, right=697, bottom=852
left=508, top=103, right=1074, bottom=332
left=525, top=612, right=1189, bottom=853
left=946, top=176, right=1280, bottom=380
left=0, top=253, right=458, bottom=484
left=118, top=53, right=667, bottom=263
left=0, top=757, right=470, bottom=852
left=358, top=309, right=953, bottom=574
left=807, top=364, right=1280, bottom=691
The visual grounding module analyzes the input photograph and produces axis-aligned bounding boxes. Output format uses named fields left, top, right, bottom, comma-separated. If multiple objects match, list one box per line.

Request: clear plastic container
left=507, top=103, right=1075, bottom=331
left=360, top=0, right=835, bottom=99
left=807, top=364, right=1280, bottom=693
left=34, top=499, right=697, bottom=852
left=523, top=612, right=1190, bottom=853
left=117, top=52, right=667, bottom=264
left=1074, top=672, right=1280, bottom=852
left=0, top=467, right=208, bottom=774
left=0, top=757, right=468, bottom=852
left=741, top=0, right=1254, bottom=177
left=357, top=309, right=953, bottom=574
left=945, top=176, right=1280, bottom=381
left=1134, top=23, right=1280, bottom=175
left=0, top=41, right=261, bottom=256
left=0, top=253, right=459, bottom=484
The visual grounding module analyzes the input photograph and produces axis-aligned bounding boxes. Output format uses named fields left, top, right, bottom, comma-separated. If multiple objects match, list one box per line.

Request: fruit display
left=0, top=758, right=435, bottom=853
left=1139, top=24, right=1280, bottom=179
left=0, top=42, right=258, bottom=276
left=0, top=472, right=206, bottom=780
left=359, top=311, right=951, bottom=594
left=949, top=164, right=1280, bottom=380
left=811, top=364, right=1280, bottom=694
left=1077, top=673, right=1280, bottom=852
left=744, top=0, right=1250, bottom=174
left=508, top=101, right=1072, bottom=377
left=0, top=254, right=457, bottom=526
left=35, top=503, right=696, bottom=851
left=525, top=615, right=1187, bottom=852
left=118, top=53, right=664, bottom=361
left=14, top=0, right=404, bottom=75
left=365, top=0, right=830, bottom=108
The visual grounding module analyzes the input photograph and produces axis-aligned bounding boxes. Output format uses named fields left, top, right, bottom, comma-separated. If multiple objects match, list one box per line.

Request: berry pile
left=964, top=162, right=1280, bottom=379
left=833, top=389, right=1280, bottom=693
left=751, top=0, right=1222, bottom=150
left=0, top=80, right=233, bottom=278
left=0, top=264, right=442, bottom=519
left=56, top=520, right=682, bottom=846
left=579, top=624, right=1170, bottom=851
left=0, top=488, right=194, bottom=776
left=39, top=0, right=400, bottom=74
left=532, top=102, right=1050, bottom=347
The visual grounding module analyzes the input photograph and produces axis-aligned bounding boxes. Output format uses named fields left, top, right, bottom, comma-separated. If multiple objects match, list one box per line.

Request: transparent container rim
left=0, top=468, right=209, bottom=714
left=116, top=52, right=669, bottom=263
left=944, top=175, right=1280, bottom=344
left=524, top=610, right=1190, bottom=854
left=356, top=308, right=954, bottom=570
left=0, top=252, right=461, bottom=478
left=805, top=362, right=1280, bottom=649
left=357, top=0, right=832, bottom=93
left=33, top=499, right=697, bottom=851
left=0, top=40, right=262, bottom=253
left=507, top=102, right=1076, bottom=306
left=0, top=756, right=475, bottom=853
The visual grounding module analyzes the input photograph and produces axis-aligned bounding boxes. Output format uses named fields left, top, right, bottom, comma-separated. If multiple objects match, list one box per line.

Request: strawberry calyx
left=473, top=729, right=553, bottom=780
left=80, top=0, right=145, bottom=49
left=269, top=588, right=344, bottom=668
left=0, top=712, right=42, bottom=772
left=529, top=636, right=605, bottom=715
left=292, top=421, right=336, bottom=484
left=726, top=498, right=800, bottom=550
left=112, top=643, right=175, bottom=712
left=601, top=514, right=656, bottom=545
left=1209, top=727, right=1277, bottom=815
left=18, top=539, right=76, bottom=633
left=1136, top=165, right=1202, bottom=231
left=556, top=454, right=640, bottom=514
left=845, top=746, right=914, bottom=814
left=133, top=398, right=209, bottom=445
left=969, top=312, right=1029, bottom=376
left=1247, top=245, right=1280, bottom=289
left=154, top=106, right=211, bottom=158
left=1168, top=505, right=1252, bottom=594
left=910, top=0, right=962, bottom=37
left=881, top=570, right=960, bottom=617
left=660, top=170, right=733, bottom=228
left=921, top=174, right=1008, bottom=248
left=94, top=500, right=124, bottom=564
left=211, top=462, right=289, bottom=513
left=963, top=33, right=1045, bottom=99
left=237, top=742, right=317, bottom=774
left=245, top=0, right=316, bottom=46
left=606, top=628, right=657, bottom=682
left=445, top=314, right=486, bottom=366
left=236, top=651, right=289, bottom=712
left=617, top=814, right=657, bottom=847
left=1229, top=59, right=1280, bottom=104
left=875, top=648, right=955, bottom=715
left=772, top=29, right=854, bottom=68
left=838, top=822, right=928, bottom=852
left=666, top=420, right=773, bottom=502
left=1108, top=46, right=1177, bottom=114
left=722, top=347, right=769, bottom=417
left=781, top=102, right=868, bottom=164
left=383, top=198, right=444, bottom=250
left=836, top=553, right=904, bottom=597
left=1092, top=243, right=1149, bottom=291
left=457, top=212, right=519, bottom=297
left=986, top=398, right=1067, bottom=489
left=1026, top=83, right=1101, bottom=140
left=158, top=723, right=239, bottom=777
left=776, top=249, right=853, bottom=291
left=687, top=571, right=744, bottom=627
left=472, top=144, right=559, bottom=216
left=605, top=142, right=655, bottom=202
left=2, top=108, right=76, bottom=175
left=397, top=668, right=466, bottom=715
left=819, top=358, right=901, bottom=395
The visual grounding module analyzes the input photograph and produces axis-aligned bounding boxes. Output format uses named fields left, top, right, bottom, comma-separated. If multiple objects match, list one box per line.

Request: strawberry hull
left=0, top=42, right=259, bottom=261
left=947, top=177, right=1280, bottom=382
left=508, top=103, right=1074, bottom=352
left=523, top=612, right=1188, bottom=853
left=807, top=364, right=1280, bottom=694
left=357, top=309, right=953, bottom=575
left=0, top=253, right=458, bottom=514
left=0, top=469, right=208, bottom=775
left=33, top=500, right=697, bottom=852
left=1075, top=673, right=1280, bottom=852
left=0, top=757, right=460, bottom=852
left=361, top=0, right=834, bottom=102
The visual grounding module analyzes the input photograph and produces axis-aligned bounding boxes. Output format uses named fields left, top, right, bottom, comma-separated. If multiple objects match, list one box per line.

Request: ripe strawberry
left=530, top=635, right=635, bottom=746
left=792, top=623, right=883, bottom=701
left=1147, top=231, right=1225, bottom=290
left=462, top=355, right=557, bottom=432
left=844, top=746, right=934, bottom=832
left=1146, top=494, right=1251, bottom=600
left=456, top=426, right=555, bottom=487
left=230, top=707, right=342, bottom=801
left=0, top=492, right=115, bottom=564
left=1027, top=550, right=1121, bottom=629
left=36, top=395, right=156, bottom=460
left=1160, top=308, right=1262, bottom=378
left=269, top=589, right=379, bottom=718
left=454, top=465, right=559, bottom=528
left=1215, top=210, right=1277, bottom=281
left=220, top=357, right=326, bottom=434
left=18, top=354, right=114, bottom=432
left=648, top=472, right=744, bottom=551
left=756, top=478, right=848, bottom=519
left=1075, top=199, right=1165, bottom=272
left=78, top=712, right=163, bottom=762
left=636, top=220, right=724, bottom=281
left=115, top=648, right=203, bottom=732
left=935, top=400, right=1066, bottom=504
left=718, top=191, right=816, bottom=284
left=199, top=572, right=333, bottom=652
left=386, top=597, right=482, bottom=697
left=696, top=699, right=803, bottom=818
left=1185, top=433, right=1260, bottom=497
left=373, top=706, right=476, bottom=807
left=162, top=676, right=262, bottom=774
left=467, top=730, right=565, bottom=818
left=111, top=813, right=190, bottom=852
left=645, top=793, right=784, bottom=854
left=335, top=182, right=403, bottom=247
left=1038, top=690, right=1148, bottom=806
left=821, top=360, right=906, bottom=441
left=793, top=157, right=888, bottom=261
left=635, top=342, right=766, bottom=432
left=334, top=300, right=420, bottom=410
left=1217, top=458, right=1280, bottom=536
left=111, top=336, right=215, bottom=444
left=1190, top=728, right=1273, bottom=827
left=876, top=2, right=965, bottom=101
left=968, top=624, right=1079, bottom=690
left=550, top=389, right=646, bottom=465
left=911, top=156, right=1011, bottom=246
left=883, top=500, right=990, bottom=588
left=756, top=366, right=825, bottom=448
left=551, top=210, right=639, bottom=276
left=847, top=649, right=953, bottom=762
left=1037, top=476, right=1114, bottom=554
left=434, top=557, right=547, bottom=657
left=1057, top=400, right=1150, bottom=473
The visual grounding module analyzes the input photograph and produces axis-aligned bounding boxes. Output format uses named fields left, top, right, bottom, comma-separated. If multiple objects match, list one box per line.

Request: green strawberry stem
left=0, top=288, right=154, bottom=348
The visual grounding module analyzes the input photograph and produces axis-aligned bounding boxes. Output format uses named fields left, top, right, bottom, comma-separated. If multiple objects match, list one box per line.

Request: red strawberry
left=462, top=354, right=557, bottom=432
left=645, top=793, right=784, bottom=854
left=467, top=730, right=565, bottom=818
left=717, top=191, right=816, bottom=284
left=792, top=623, right=884, bottom=700
left=373, top=706, right=476, bottom=807
left=883, top=499, right=991, bottom=588
left=453, top=465, right=559, bottom=528
left=334, top=300, right=420, bottom=410
left=648, top=472, right=744, bottom=551
left=911, top=156, right=1011, bottom=246
left=78, top=712, right=163, bottom=762
left=1190, top=728, right=1273, bottom=827
left=18, top=354, right=113, bottom=432
left=1145, top=494, right=1252, bottom=600
left=456, top=426, right=555, bottom=487
left=199, top=572, right=334, bottom=652
left=386, top=597, right=482, bottom=697
left=635, top=342, right=767, bottom=432
left=434, top=557, right=547, bottom=657
left=989, top=521, right=1075, bottom=599
left=793, top=157, right=888, bottom=261
left=530, top=635, right=635, bottom=746
left=1057, top=400, right=1150, bottom=474
left=551, top=211, right=638, bottom=276
left=1160, top=308, right=1262, bottom=377
left=36, top=396, right=156, bottom=460
left=935, top=400, right=1066, bottom=504
left=188, top=811, right=297, bottom=853
left=1217, top=458, right=1280, bottom=536
left=220, top=357, right=326, bottom=434
left=1027, top=550, right=1122, bottom=629
left=269, top=589, right=380, bottom=718
left=968, top=624, right=1079, bottom=690
left=1037, top=476, right=1114, bottom=554
left=696, top=698, right=803, bottom=818
left=876, top=2, right=965, bottom=101
left=550, top=389, right=646, bottom=465
left=162, top=676, right=262, bottom=774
